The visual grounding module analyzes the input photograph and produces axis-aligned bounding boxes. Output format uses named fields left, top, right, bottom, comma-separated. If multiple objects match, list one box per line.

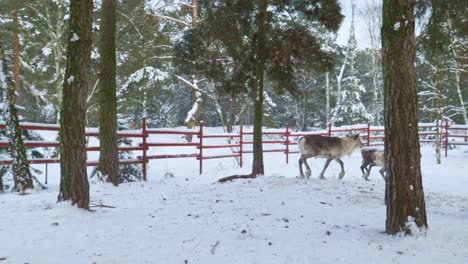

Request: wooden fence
left=1, top=119, right=467, bottom=179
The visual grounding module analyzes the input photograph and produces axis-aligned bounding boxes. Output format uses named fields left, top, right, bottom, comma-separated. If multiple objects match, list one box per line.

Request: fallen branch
left=218, top=174, right=258, bottom=183
left=90, top=203, right=116, bottom=209
left=210, top=241, right=220, bottom=255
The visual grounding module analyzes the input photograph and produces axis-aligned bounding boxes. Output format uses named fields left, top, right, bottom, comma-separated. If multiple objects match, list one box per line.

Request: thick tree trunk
left=1, top=36, right=33, bottom=193
left=98, top=0, right=119, bottom=186
left=58, top=0, right=93, bottom=209
left=382, top=0, right=428, bottom=235
left=251, top=0, right=268, bottom=177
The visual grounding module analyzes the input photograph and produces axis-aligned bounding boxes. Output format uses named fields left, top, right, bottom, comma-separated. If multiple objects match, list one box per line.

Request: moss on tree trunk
left=0, top=35, right=33, bottom=193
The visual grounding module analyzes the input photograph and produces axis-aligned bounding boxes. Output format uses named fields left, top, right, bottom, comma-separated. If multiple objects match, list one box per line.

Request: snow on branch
left=151, top=14, right=190, bottom=27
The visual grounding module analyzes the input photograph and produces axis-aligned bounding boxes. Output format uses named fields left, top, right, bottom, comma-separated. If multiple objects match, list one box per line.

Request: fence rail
left=1, top=119, right=467, bottom=179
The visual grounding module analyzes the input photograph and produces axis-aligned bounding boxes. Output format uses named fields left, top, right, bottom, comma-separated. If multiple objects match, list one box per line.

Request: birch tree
left=362, top=0, right=383, bottom=124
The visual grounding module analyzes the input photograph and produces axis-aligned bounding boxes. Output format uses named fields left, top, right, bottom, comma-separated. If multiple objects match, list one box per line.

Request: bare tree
left=362, top=0, right=383, bottom=124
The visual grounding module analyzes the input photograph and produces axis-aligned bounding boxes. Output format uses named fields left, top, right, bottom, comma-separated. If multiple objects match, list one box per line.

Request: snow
left=67, top=75, right=75, bottom=84
left=0, top=127, right=467, bottom=263
left=394, top=22, right=401, bottom=31
left=70, top=32, right=79, bottom=42
left=42, top=47, right=52, bottom=56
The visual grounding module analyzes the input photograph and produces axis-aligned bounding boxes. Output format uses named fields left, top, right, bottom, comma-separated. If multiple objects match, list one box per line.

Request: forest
left=0, top=0, right=465, bottom=130
left=0, top=1, right=468, bottom=262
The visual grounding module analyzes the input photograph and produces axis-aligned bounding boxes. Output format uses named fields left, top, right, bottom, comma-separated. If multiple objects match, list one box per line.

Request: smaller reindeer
left=298, top=134, right=364, bottom=179
left=360, top=148, right=385, bottom=180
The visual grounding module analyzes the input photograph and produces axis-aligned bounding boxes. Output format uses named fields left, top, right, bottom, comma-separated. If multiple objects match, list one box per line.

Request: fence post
left=198, top=121, right=204, bottom=175
left=367, top=121, right=371, bottom=146
left=285, top=124, right=290, bottom=164
left=239, top=125, right=243, bottom=168
left=328, top=123, right=332, bottom=137
left=142, top=117, right=147, bottom=181
left=445, top=119, right=449, bottom=157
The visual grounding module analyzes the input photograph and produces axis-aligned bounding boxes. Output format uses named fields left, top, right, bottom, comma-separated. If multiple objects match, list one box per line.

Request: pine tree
left=382, top=0, right=428, bottom=235
left=0, top=34, right=33, bottom=193
left=176, top=0, right=344, bottom=181
left=58, top=0, right=93, bottom=209
left=416, top=0, right=467, bottom=125
left=331, top=0, right=370, bottom=126
left=97, top=0, right=119, bottom=186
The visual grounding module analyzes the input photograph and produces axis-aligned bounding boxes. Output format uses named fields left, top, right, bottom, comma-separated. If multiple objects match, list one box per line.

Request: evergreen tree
left=0, top=34, right=33, bottom=193
left=416, top=0, right=467, bottom=125
left=331, top=0, right=370, bottom=126
left=58, top=0, right=93, bottom=209
left=382, top=0, right=428, bottom=235
left=176, top=0, right=343, bottom=181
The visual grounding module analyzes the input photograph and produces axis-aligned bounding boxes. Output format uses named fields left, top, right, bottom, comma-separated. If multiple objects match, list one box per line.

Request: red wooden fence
left=1, top=119, right=467, bottom=179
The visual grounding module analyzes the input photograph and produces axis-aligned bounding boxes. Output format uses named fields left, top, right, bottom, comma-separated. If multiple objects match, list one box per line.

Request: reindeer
left=298, top=134, right=364, bottom=179
left=360, top=148, right=385, bottom=180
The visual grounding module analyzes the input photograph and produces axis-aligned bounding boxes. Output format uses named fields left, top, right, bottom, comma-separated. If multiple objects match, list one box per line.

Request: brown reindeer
left=360, top=148, right=385, bottom=180
left=298, top=134, right=364, bottom=179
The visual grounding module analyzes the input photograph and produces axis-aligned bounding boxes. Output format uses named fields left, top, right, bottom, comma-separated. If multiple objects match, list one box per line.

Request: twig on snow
left=210, top=241, right=220, bottom=255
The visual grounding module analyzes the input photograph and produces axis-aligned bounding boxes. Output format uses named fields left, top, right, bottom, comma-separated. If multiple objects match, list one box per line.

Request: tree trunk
left=382, top=0, right=428, bottom=235
left=226, top=95, right=234, bottom=133
left=185, top=0, right=201, bottom=142
left=325, top=71, right=330, bottom=124
left=58, top=0, right=93, bottom=209
left=53, top=0, right=66, bottom=122
left=0, top=35, right=33, bottom=193
left=251, top=0, right=267, bottom=177
left=12, top=9, right=20, bottom=106
left=98, top=0, right=119, bottom=186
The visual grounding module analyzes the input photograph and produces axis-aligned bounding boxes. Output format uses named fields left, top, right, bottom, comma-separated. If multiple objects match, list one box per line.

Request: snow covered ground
left=1, top=128, right=467, bottom=264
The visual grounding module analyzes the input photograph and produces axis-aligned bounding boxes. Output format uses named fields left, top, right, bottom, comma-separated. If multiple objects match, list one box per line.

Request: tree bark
left=98, top=0, right=119, bottom=186
left=185, top=0, right=201, bottom=142
left=382, top=0, right=428, bottom=235
left=58, top=0, right=93, bottom=209
left=1, top=35, right=33, bottom=193
left=12, top=9, right=20, bottom=105
left=226, top=95, right=234, bottom=133
left=251, top=0, right=268, bottom=177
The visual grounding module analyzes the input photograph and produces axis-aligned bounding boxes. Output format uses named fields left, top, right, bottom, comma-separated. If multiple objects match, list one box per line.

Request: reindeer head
left=347, top=134, right=365, bottom=150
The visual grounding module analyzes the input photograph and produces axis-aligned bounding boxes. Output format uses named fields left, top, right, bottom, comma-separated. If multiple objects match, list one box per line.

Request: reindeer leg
left=335, top=158, right=345, bottom=180
left=360, top=163, right=368, bottom=178
left=319, top=157, right=333, bottom=179
left=299, top=153, right=314, bottom=179
left=301, top=154, right=313, bottom=178
left=368, top=165, right=374, bottom=177
left=379, top=167, right=386, bottom=179
left=299, top=156, right=305, bottom=178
